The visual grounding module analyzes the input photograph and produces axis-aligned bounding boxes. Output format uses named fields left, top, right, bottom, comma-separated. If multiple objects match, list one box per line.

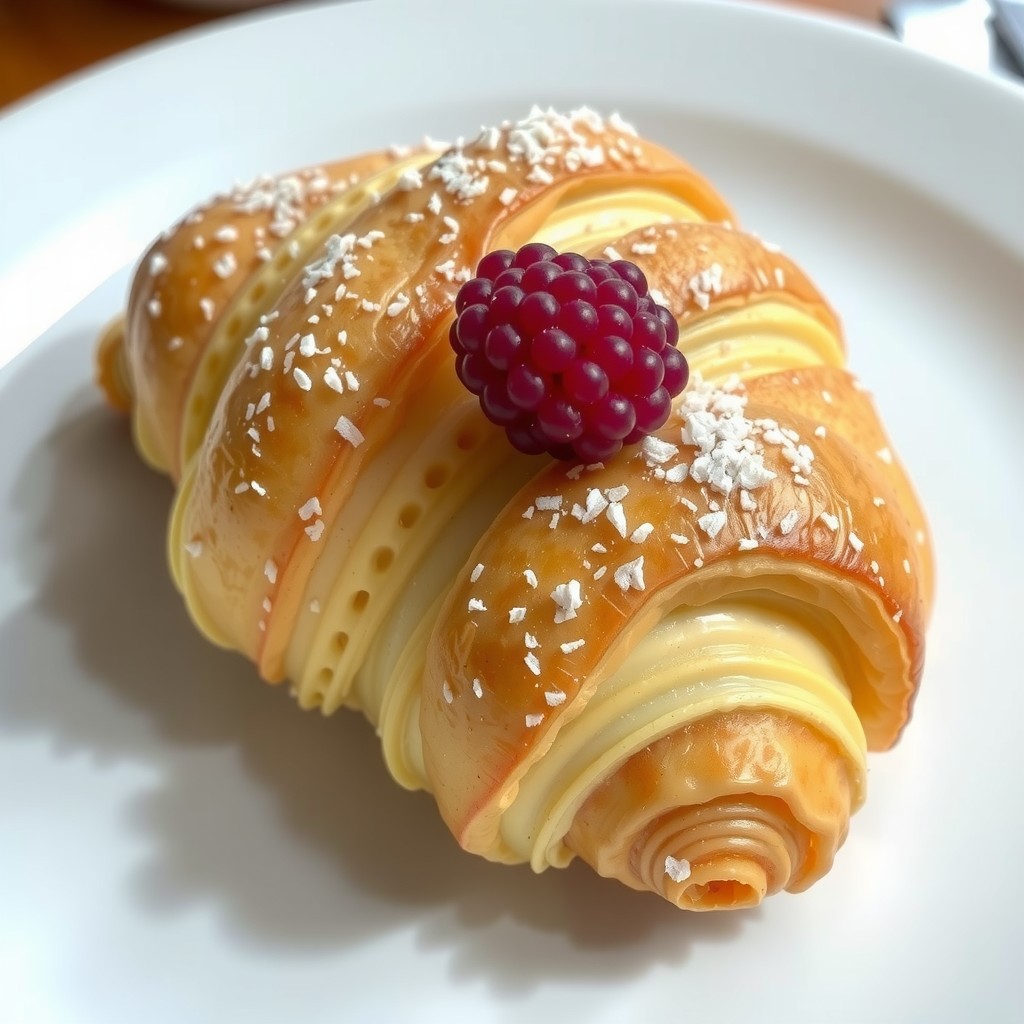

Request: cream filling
left=537, top=187, right=703, bottom=251
left=504, top=598, right=868, bottom=871
left=682, top=301, right=845, bottom=383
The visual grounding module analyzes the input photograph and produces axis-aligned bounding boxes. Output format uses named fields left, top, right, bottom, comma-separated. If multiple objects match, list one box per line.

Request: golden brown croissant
left=96, top=107, right=931, bottom=911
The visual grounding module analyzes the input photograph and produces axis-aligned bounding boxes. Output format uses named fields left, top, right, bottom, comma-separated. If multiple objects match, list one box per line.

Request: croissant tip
left=661, top=856, right=769, bottom=912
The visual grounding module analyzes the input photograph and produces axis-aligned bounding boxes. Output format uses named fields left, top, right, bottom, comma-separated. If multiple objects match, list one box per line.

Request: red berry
left=590, top=393, right=636, bottom=440
left=513, top=242, right=557, bottom=269
left=610, top=259, right=649, bottom=297
left=506, top=364, right=546, bottom=410
left=553, top=251, right=589, bottom=273
left=456, top=304, right=489, bottom=352
left=484, top=324, right=522, bottom=370
left=522, top=260, right=561, bottom=293
left=550, top=271, right=597, bottom=304
left=476, top=249, right=514, bottom=281
left=518, top=292, right=559, bottom=334
left=531, top=328, right=576, bottom=373
left=451, top=244, right=687, bottom=460
left=455, top=277, right=493, bottom=313
left=564, top=360, right=609, bottom=404
left=489, top=285, right=525, bottom=324
left=537, top=397, right=583, bottom=443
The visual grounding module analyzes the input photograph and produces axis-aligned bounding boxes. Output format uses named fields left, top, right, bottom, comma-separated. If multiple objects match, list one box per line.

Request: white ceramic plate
left=2, top=1, right=1023, bottom=1021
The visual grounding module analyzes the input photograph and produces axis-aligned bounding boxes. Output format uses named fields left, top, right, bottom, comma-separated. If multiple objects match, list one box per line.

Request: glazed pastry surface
left=97, top=108, right=930, bottom=911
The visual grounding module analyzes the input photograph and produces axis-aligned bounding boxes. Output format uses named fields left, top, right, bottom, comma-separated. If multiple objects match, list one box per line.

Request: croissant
left=96, top=107, right=932, bottom=911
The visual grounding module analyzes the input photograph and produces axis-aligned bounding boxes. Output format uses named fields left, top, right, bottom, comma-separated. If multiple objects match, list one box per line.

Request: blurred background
left=0, top=0, right=887, bottom=111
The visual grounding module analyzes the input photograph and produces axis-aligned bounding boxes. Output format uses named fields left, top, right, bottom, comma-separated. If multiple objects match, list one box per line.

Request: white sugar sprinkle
left=259, top=346, right=274, bottom=371
left=877, top=447, right=893, bottom=464
left=593, top=566, right=607, bottom=580
left=641, top=435, right=680, bottom=465
left=779, top=509, right=800, bottom=536
left=293, top=368, right=312, bottom=391
left=299, top=334, right=317, bottom=357
left=334, top=416, right=364, bottom=447
left=545, top=689, right=567, bottom=707
left=670, top=533, right=689, bottom=544
left=184, top=540, right=203, bottom=558
left=849, top=531, right=865, bottom=553
left=264, top=560, right=278, bottom=584
left=212, top=252, right=237, bottom=279
left=560, top=639, right=585, bottom=655
left=509, top=608, right=527, bottom=624
left=387, top=292, right=410, bottom=317
left=536, top=495, right=563, bottom=511
left=873, top=496, right=886, bottom=507
left=551, top=580, right=583, bottom=623
left=324, top=367, right=344, bottom=393
left=819, top=511, right=840, bottom=531
left=630, top=523, right=655, bottom=543
left=524, top=654, right=541, bottom=677
left=694, top=557, right=704, bottom=568
left=613, top=556, right=645, bottom=593
left=297, top=496, right=322, bottom=521
left=664, top=855, right=691, bottom=883
left=468, top=598, right=487, bottom=613
left=442, top=681, right=453, bottom=704
left=607, top=502, right=628, bottom=538
left=524, top=569, right=538, bottom=589
left=698, top=510, right=727, bottom=539
left=305, top=519, right=325, bottom=542
left=470, top=563, right=485, bottom=583
left=499, top=187, right=518, bottom=206
left=525, top=633, right=540, bottom=650
left=893, top=609, right=903, bottom=623
left=903, top=558, right=912, bottom=574
left=472, top=678, right=484, bottom=698
left=814, top=425, right=827, bottom=439
left=309, top=599, right=321, bottom=614
left=738, top=538, right=759, bottom=551
left=250, top=481, right=266, bottom=497
left=525, top=712, right=545, bottom=727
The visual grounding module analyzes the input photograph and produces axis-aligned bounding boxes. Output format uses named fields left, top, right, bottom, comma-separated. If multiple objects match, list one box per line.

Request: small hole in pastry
left=274, top=251, right=290, bottom=270
left=455, top=428, right=479, bottom=451
left=226, top=314, right=241, bottom=338
left=251, top=282, right=266, bottom=303
left=352, top=589, right=370, bottom=611
left=373, top=547, right=394, bottom=572
left=308, top=681, right=327, bottom=706
left=398, top=503, right=421, bottom=528
left=424, top=463, right=449, bottom=489
left=316, top=212, right=332, bottom=228
left=207, top=354, right=222, bottom=376
left=332, top=631, right=349, bottom=654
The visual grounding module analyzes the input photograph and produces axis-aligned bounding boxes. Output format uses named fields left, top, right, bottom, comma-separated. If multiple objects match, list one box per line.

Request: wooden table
left=0, top=0, right=886, bottom=111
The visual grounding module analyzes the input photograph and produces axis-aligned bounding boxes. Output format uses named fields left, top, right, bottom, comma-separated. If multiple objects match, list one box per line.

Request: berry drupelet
left=450, top=243, right=688, bottom=461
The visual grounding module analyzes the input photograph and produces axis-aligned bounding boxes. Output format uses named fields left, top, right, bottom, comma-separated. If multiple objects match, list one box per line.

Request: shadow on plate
left=0, top=329, right=751, bottom=992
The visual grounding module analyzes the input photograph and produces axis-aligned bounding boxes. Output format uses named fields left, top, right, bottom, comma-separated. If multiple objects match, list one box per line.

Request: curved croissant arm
left=423, top=370, right=924, bottom=908
left=96, top=108, right=931, bottom=912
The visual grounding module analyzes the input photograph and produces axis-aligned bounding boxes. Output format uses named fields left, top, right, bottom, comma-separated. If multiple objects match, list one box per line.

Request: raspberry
left=451, top=243, right=689, bottom=460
